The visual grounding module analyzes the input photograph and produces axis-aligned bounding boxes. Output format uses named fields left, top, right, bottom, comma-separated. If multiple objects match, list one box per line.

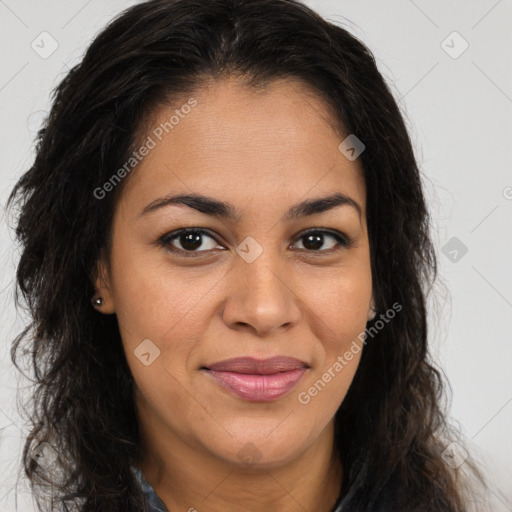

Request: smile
left=202, top=356, right=309, bottom=402
left=206, top=368, right=307, bottom=402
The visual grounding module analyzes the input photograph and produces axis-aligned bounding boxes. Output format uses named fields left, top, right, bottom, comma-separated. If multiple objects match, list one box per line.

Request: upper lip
left=203, top=356, right=309, bottom=374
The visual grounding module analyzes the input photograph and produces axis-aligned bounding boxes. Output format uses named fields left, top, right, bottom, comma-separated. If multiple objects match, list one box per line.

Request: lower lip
left=204, top=368, right=307, bottom=401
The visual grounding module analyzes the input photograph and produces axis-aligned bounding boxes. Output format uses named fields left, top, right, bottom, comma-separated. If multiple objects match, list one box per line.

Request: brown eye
left=292, top=229, right=350, bottom=252
left=177, top=232, right=206, bottom=251
left=159, top=228, right=223, bottom=256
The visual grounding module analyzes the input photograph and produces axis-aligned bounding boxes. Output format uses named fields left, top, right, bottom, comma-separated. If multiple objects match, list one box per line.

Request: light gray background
left=1, top=1, right=511, bottom=510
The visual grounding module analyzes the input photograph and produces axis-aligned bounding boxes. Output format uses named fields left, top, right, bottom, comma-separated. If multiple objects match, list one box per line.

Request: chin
left=203, top=428, right=312, bottom=470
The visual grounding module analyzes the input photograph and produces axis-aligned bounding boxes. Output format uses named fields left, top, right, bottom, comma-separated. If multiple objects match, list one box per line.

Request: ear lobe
left=368, top=297, right=376, bottom=321
left=91, top=256, right=116, bottom=314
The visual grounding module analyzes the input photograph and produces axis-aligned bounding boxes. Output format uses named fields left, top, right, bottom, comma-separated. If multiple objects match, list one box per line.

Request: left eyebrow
left=284, top=192, right=362, bottom=221
left=138, top=192, right=362, bottom=221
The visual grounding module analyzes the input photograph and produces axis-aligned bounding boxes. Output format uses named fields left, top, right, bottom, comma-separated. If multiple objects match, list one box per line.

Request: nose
left=221, top=251, right=302, bottom=337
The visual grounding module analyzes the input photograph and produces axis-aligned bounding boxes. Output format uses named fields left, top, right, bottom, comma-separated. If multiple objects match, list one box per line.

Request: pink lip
left=203, top=357, right=309, bottom=402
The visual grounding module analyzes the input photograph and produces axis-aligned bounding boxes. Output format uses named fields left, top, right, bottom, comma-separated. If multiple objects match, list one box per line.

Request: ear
left=91, top=253, right=116, bottom=314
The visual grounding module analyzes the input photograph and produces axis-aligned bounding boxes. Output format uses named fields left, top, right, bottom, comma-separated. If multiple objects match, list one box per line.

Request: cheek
left=108, top=239, right=229, bottom=414
left=108, top=233, right=210, bottom=347
left=302, top=260, right=372, bottom=348
left=296, top=261, right=371, bottom=407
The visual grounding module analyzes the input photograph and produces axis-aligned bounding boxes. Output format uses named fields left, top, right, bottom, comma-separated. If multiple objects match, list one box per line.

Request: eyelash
left=157, top=227, right=353, bottom=259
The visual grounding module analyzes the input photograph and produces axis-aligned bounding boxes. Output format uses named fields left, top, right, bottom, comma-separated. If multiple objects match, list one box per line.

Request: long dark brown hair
left=7, top=0, right=481, bottom=510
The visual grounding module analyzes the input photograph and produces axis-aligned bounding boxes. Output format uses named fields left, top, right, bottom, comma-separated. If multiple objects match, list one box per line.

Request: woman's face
left=95, top=77, right=372, bottom=469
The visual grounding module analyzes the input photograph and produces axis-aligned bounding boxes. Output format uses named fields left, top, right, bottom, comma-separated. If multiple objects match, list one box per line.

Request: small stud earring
left=92, top=296, right=103, bottom=307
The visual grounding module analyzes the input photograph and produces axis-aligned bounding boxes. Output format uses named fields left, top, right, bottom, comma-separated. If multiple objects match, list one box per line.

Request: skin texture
left=94, top=77, right=373, bottom=512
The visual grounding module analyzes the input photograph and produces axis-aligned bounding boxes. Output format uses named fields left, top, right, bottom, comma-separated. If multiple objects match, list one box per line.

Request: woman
left=7, top=0, right=483, bottom=510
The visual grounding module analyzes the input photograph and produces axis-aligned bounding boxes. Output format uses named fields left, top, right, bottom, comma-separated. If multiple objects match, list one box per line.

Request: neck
left=136, top=416, right=343, bottom=512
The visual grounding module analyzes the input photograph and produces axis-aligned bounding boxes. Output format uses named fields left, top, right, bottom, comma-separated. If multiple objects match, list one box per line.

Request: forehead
left=119, top=76, right=366, bottom=217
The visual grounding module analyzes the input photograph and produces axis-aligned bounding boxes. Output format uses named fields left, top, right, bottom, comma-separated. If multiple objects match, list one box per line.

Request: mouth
left=201, top=356, right=309, bottom=402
